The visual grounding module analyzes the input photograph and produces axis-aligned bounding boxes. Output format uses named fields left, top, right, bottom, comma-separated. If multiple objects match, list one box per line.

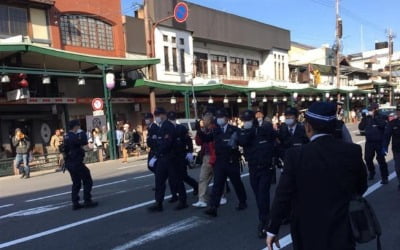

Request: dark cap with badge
left=68, top=120, right=81, bottom=130
left=241, top=110, right=255, bottom=121
left=167, top=111, right=177, bottom=121
left=367, top=103, right=379, bottom=111
left=305, top=102, right=337, bottom=125
left=285, top=107, right=299, bottom=117
left=154, top=107, right=167, bottom=116
left=215, top=108, right=229, bottom=118
left=144, top=112, right=154, bottom=120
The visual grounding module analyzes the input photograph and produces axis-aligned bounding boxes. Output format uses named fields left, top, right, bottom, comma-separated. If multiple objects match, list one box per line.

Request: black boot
left=169, top=196, right=179, bottom=203
left=204, top=207, right=217, bottom=217
left=257, top=222, right=267, bottom=239
left=175, top=202, right=188, bottom=210
left=72, top=203, right=84, bottom=211
left=148, top=202, right=163, bottom=212
left=84, top=200, right=98, bottom=208
left=380, top=178, right=389, bottom=184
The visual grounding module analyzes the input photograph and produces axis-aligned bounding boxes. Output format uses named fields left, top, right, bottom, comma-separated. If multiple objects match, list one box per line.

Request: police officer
left=144, top=112, right=159, bottom=173
left=148, top=108, right=187, bottom=212
left=167, top=111, right=199, bottom=196
left=63, top=120, right=98, bottom=210
left=238, top=110, right=276, bottom=238
left=278, top=107, right=309, bottom=159
left=383, top=103, right=400, bottom=190
left=205, top=108, right=247, bottom=217
left=359, top=103, right=389, bottom=183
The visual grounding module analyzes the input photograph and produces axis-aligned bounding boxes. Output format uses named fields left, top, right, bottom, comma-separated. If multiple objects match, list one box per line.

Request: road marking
left=0, top=203, right=69, bottom=219
left=0, top=173, right=250, bottom=249
left=261, top=171, right=396, bottom=250
left=356, top=140, right=366, bottom=144
left=132, top=174, right=153, bottom=180
left=0, top=204, right=14, bottom=209
left=351, top=130, right=359, bottom=133
left=111, top=216, right=209, bottom=250
left=118, top=163, right=147, bottom=170
left=25, top=180, right=128, bottom=203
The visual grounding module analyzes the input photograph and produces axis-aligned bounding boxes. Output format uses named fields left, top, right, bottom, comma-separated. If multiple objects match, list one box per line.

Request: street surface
left=0, top=123, right=399, bottom=250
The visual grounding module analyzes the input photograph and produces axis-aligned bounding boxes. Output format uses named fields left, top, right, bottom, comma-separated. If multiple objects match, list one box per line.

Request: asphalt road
left=0, top=123, right=399, bottom=250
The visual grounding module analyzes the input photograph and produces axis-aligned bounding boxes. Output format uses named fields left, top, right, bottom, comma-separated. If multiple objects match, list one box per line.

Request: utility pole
left=335, top=0, right=342, bottom=95
left=387, top=28, right=396, bottom=104
left=143, top=0, right=156, bottom=113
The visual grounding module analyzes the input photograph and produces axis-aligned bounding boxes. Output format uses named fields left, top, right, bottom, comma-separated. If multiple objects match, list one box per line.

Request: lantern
left=106, top=72, right=115, bottom=90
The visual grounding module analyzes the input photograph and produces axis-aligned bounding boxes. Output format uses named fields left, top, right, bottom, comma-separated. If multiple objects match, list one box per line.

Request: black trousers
left=209, top=160, right=247, bottom=208
left=155, top=156, right=186, bottom=204
left=393, top=152, right=400, bottom=184
left=364, top=142, right=388, bottom=178
left=67, top=163, right=93, bottom=205
left=171, top=157, right=198, bottom=194
left=249, top=166, right=272, bottom=223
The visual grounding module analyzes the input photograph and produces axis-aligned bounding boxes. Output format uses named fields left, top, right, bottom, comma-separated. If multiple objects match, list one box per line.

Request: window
left=163, top=35, right=168, bottom=42
left=164, top=46, right=170, bottom=71
left=211, top=54, right=227, bottom=76
left=0, top=5, right=28, bottom=36
left=194, top=52, right=208, bottom=76
left=180, top=49, right=185, bottom=73
left=59, top=15, right=114, bottom=50
left=172, top=48, right=178, bottom=72
left=246, top=59, right=259, bottom=78
left=230, top=57, right=244, bottom=77
left=172, top=37, right=176, bottom=43
left=179, top=38, right=184, bottom=45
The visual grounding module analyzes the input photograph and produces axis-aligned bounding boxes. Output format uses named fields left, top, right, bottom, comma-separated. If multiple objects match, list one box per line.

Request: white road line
left=133, top=174, right=154, bottom=180
left=261, top=171, right=397, bottom=250
left=356, top=140, right=366, bottom=144
left=118, top=163, right=147, bottom=170
left=25, top=180, right=127, bottom=203
left=351, top=130, right=359, bottom=133
left=111, top=216, right=208, bottom=250
left=0, top=204, right=14, bottom=209
left=0, top=172, right=250, bottom=249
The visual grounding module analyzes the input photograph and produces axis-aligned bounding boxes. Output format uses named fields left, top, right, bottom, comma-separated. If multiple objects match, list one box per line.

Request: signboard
left=86, top=115, right=106, bottom=132
left=91, top=98, right=104, bottom=111
left=27, top=97, right=76, bottom=104
left=93, top=110, right=104, bottom=116
left=6, top=88, right=30, bottom=101
left=174, top=2, right=189, bottom=23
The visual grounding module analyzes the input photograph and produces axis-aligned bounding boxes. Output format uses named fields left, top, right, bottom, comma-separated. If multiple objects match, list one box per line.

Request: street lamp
left=42, top=75, right=51, bottom=85
left=120, top=72, right=127, bottom=87
left=170, top=95, right=177, bottom=104
left=349, top=92, right=353, bottom=98
left=301, top=97, right=306, bottom=102
left=293, top=92, right=298, bottom=99
left=282, top=96, right=288, bottom=102
left=262, top=96, right=268, bottom=103
left=106, top=72, right=116, bottom=90
left=1, top=73, right=10, bottom=83
left=250, top=91, right=256, bottom=99
left=237, top=96, right=243, bottom=103
left=316, top=96, right=321, bottom=101
left=223, top=95, right=229, bottom=104
left=78, top=76, right=86, bottom=86
left=273, top=97, right=278, bottom=103
left=208, top=96, right=214, bottom=104
left=309, top=96, right=313, bottom=102
left=325, top=92, right=330, bottom=98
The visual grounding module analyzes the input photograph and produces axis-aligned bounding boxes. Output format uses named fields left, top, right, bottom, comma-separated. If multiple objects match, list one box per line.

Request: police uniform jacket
left=238, top=122, right=276, bottom=168
left=155, top=120, right=176, bottom=159
left=384, top=118, right=400, bottom=153
left=278, top=123, right=309, bottom=150
left=146, top=123, right=159, bottom=158
left=268, top=135, right=368, bottom=250
left=64, top=131, right=88, bottom=166
left=358, top=115, right=386, bottom=142
left=214, top=124, right=240, bottom=166
left=174, top=124, right=193, bottom=156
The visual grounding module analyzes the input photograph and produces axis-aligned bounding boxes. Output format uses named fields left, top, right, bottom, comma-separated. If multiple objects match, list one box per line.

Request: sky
left=121, top=0, right=400, bottom=54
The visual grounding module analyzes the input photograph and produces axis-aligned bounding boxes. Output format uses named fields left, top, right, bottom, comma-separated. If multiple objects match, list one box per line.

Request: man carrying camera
left=12, top=128, right=31, bottom=179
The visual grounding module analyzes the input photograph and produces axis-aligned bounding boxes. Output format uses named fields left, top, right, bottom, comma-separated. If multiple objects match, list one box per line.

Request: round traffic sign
left=92, top=98, right=104, bottom=111
left=174, top=2, right=189, bottom=23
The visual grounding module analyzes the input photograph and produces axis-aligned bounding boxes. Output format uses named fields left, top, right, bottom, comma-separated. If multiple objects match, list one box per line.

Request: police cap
left=241, top=110, right=255, bottom=121
left=167, top=111, right=177, bottom=121
left=368, top=103, right=379, bottom=111
left=144, top=112, right=153, bottom=119
left=305, top=102, right=336, bottom=124
left=154, top=107, right=167, bottom=115
left=68, top=120, right=80, bottom=130
left=215, top=108, right=229, bottom=118
left=285, top=107, right=299, bottom=117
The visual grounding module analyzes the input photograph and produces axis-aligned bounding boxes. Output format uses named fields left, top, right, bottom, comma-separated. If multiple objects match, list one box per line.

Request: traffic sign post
left=174, top=2, right=189, bottom=23
left=92, top=98, right=104, bottom=111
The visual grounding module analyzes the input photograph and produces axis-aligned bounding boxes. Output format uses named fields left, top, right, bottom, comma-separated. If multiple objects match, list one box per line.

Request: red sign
left=174, top=2, right=189, bottom=23
left=91, top=98, right=104, bottom=111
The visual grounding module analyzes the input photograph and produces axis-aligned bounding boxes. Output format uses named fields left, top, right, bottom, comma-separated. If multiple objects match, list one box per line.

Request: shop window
left=172, top=48, right=178, bottom=72
left=60, top=15, right=114, bottom=50
left=211, top=54, right=227, bottom=77
left=180, top=49, right=185, bottom=73
left=246, top=59, right=259, bottom=78
left=164, top=46, right=170, bottom=71
left=0, top=5, right=28, bottom=36
left=194, top=52, right=208, bottom=76
left=230, top=57, right=244, bottom=77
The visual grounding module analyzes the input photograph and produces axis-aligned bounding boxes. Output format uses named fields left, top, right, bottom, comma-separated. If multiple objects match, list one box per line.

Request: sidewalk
left=1, top=154, right=148, bottom=180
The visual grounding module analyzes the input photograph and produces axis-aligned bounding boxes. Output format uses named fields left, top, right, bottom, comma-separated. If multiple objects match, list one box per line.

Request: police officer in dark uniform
left=144, top=112, right=159, bottom=173
left=238, top=110, right=276, bottom=238
left=383, top=103, right=400, bottom=190
left=205, top=108, right=247, bottom=217
left=148, top=108, right=188, bottom=212
left=63, top=120, right=98, bottom=210
left=167, top=111, right=199, bottom=196
left=359, top=103, right=388, bottom=183
left=278, top=107, right=309, bottom=159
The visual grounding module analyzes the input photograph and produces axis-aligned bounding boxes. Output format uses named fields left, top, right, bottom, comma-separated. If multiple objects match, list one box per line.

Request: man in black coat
left=266, top=102, right=368, bottom=250
left=358, top=103, right=388, bottom=184
left=144, top=112, right=159, bottom=173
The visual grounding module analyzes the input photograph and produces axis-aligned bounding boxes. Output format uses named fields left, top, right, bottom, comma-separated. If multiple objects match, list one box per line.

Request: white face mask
left=243, top=121, right=253, bottom=129
left=145, top=119, right=151, bottom=125
left=368, top=111, right=374, bottom=116
left=155, top=117, right=162, bottom=124
left=285, top=118, right=295, bottom=126
left=217, top=118, right=226, bottom=126
left=257, top=118, right=263, bottom=123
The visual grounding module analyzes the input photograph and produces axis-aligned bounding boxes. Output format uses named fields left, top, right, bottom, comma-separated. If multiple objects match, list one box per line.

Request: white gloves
left=185, top=153, right=194, bottom=162
left=149, top=157, right=157, bottom=168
